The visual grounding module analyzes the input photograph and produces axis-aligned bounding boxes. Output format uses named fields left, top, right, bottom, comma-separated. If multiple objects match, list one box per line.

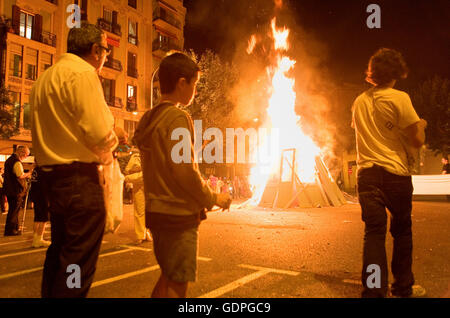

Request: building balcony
left=97, top=18, right=122, bottom=37
left=106, top=97, right=124, bottom=109
left=127, top=67, right=138, bottom=78
left=152, top=39, right=181, bottom=54
left=8, top=25, right=56, bottom=48
left=128, top=34, right=138, bottom=46
left=40, top=31, right=57, bottom=47
left=127, top=100, right=137, bottom=112
left=103, top=58, right=123, bottom=72
left=153, top=7, right=181, bottom=30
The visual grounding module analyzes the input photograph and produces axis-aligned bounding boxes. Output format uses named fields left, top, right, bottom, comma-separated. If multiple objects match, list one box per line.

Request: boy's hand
left=216, top=193, right=232, bottom=211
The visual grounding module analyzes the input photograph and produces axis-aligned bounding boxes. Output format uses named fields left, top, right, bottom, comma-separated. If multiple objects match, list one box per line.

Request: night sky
left=184, top=0, right=450, bottom=85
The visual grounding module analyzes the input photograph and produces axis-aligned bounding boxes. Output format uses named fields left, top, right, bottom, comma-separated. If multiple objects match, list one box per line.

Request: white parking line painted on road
left=239, top=264, right=299, bottom=276
left=0, top=247, right=138, bottom=280
left=198, top=269, right=271, bottom=298
left=91, top=265, right=160, bottom=288
left=91, top=257, right=212, bottom=288
left=342, top=279, right=361, bottom=285
left=0, top=239, right=32, bottom=246
left=198, top=264, right=300, bottom=298
left=0, top=248, right=47, bottom=259
left=120, top=245, right=152, bottom=252
left=0, top=266, right=43, bottom=280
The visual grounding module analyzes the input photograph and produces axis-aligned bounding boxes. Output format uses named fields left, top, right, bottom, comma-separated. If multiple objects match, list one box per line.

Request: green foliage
left=411, top=76, right=450, bottom=156
left=0, top=85, right=19, bottom=139
left=184, top=50, right=238, bottom=131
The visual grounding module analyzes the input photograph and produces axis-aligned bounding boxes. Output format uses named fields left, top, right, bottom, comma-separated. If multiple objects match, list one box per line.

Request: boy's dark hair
left=159, top=52, right=200, bottom=94
left=365, top=48, right=409, bottom=86
left=67, top=21, right=104, bottom=57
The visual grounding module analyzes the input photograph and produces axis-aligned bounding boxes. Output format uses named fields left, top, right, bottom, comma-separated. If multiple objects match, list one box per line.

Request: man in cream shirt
left=31, top=22, right=117, bottom=298
left=352, top=48, right=427, bottom=298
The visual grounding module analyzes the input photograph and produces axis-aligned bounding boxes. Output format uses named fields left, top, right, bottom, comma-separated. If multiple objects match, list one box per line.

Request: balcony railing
left=97, top=18, right=122, bottom=37
left=103, top=58, right=123, bottom=72
left=153, top=7, right=181, bottom=30
left=127, top=100, right=137, bottom=112
left=107, top=97, right=124, bottom=109
left=40, top=31, right=57, bottom=47
left=152, top=39, right=181, bottom=52
left=128, top=34, right=138, bottom=46
left=9, top=24, right=56, bottom=48
left=127, top=67, right=138, bottom=78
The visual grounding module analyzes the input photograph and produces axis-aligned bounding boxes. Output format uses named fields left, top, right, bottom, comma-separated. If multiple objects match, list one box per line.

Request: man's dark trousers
left=41, top=163, right=106, bottom=298
left=357, top=165, right=415, bottom=298
left=4, top=195, right=23, bottom=234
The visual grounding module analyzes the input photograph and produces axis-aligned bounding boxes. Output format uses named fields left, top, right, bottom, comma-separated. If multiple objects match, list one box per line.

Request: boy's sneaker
left=32, top=239, right=51, bottom=248
left=391, top=285, right=426, bottom=298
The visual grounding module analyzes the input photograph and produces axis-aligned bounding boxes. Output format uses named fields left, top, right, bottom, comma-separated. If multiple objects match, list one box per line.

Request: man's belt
left=41, top=162, right=99, bottom=175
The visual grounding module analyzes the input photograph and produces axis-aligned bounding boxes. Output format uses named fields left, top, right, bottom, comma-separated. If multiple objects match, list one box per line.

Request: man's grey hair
left=67, top=21, right=104, bottom=57
left=16, top=145, right=30, bottom=157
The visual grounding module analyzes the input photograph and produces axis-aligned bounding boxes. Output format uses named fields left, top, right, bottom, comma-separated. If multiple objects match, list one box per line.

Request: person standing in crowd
left=30, top=22, right=118, bottom=297
left=133, top=52, right=231, bottom=298
left=29, top=167, right=50, bottom=248
left=0, top=167, right=6, bottom=214
left=103, top=127, right=126, bottom=234
left=352, top=48, right=427, bottom=298
left=3, top=146, right=31, bottom=236
left=441, top=156, right=449, bottom=174
left=125, top=150, right=152, bottom=244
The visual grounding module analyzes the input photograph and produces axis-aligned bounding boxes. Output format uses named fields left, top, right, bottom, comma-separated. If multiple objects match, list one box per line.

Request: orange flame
left=247, top=34, right=257, bottom=55
left=248, top=17, right=321, bottom=205
left=271, top=18, right=289, bottom=51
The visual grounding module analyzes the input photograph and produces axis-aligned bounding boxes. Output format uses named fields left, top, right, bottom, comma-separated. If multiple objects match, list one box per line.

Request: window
left=25, top=48, right=38, bottom=80
left=101, top=78, right=115, bottom=105
left=127, top=84, right=137, bottom=111
left=128, top=0, right=137, bottom=9
left=10, top=92, right=21, bottom=128
left=40, top=52, right=53, bottom=73
left=103, top=8, right=112, bottom=23
left=19, top=11, right=34, bottom=39
left=127, top=84, right=137, bottom=101
left=23, top=94, right=31, bottom=129
left=9, top=43, right=23, bottom=78
left=127, top=52, right=137, bottom=78
left=74, top=0, right=88, bottom=20
left=128, top=20, right=138, bottom=45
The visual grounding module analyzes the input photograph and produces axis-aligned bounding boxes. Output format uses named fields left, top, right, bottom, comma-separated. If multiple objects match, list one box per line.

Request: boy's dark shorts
left=147, top=212, right=202, bottom=283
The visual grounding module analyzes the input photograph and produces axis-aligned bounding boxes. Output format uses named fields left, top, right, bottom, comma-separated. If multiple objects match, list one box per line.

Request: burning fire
left=247, top=17, right=321, bottom=205
left=247, top=35, right=257, bottom=55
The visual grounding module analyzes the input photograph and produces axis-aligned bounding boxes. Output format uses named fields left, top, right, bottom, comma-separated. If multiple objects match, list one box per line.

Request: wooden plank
left=315, top=156, right=343, bottom=207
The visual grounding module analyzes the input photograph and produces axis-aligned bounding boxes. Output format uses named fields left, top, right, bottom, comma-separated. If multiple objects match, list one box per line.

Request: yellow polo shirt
left=31, top=53, right=118, bottom=166
left=352, top=87, right=420, bottom=176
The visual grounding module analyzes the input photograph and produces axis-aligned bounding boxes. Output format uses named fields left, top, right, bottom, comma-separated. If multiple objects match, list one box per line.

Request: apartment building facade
left=0, top=0, right=186, bottom=162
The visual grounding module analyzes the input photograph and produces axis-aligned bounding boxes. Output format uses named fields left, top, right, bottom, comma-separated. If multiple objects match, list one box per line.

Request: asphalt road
left=0, top=200, right=449, bottom=298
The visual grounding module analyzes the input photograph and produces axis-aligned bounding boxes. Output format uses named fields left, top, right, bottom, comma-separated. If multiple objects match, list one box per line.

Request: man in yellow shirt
left=352, top=48, right=427, bottom=298
left=31, top=22, right=117, bottom=298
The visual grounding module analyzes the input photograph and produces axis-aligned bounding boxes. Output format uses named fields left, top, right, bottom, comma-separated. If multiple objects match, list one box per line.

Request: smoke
left=228, top=1, right=345, bottom=171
